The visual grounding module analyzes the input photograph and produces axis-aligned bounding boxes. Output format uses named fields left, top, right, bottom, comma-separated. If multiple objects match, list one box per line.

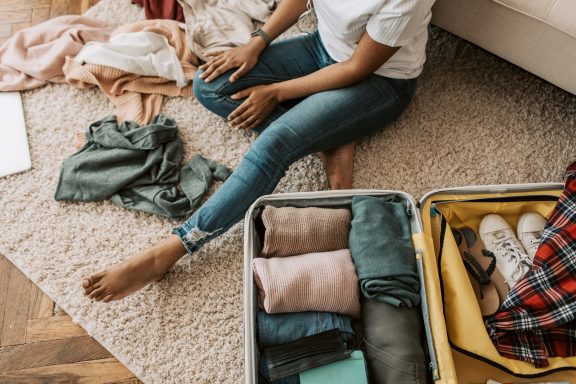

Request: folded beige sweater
left=63, top=20, right=199, bottom=124
left=253, top=249, right=361, bottom=318
left=260, top=206, right=351, bottom=258
left=0, top=16, right=112, bottom=91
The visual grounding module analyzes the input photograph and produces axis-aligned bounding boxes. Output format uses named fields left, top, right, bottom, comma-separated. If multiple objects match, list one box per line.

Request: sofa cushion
left=495, top=0, right=576, bottom=37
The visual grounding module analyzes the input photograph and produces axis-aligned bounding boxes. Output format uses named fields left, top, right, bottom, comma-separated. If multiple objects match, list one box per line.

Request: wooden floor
left=0, top=2, right=143, bottom=382
left=0, top=254, right=142, bottom=383
left=0, top=0, right=99, bottom=45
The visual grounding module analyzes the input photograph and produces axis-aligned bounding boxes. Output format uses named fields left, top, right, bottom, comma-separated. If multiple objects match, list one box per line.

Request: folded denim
left=257, top=311, right=356, bottom=384
left=260, top=206, right=351, bottom=258
left=349, top=195, right=420, bottom=307
left=253, top=249, right=361, bottom=318
left=362, top=298, right=426, bottom=384
left=257, top=311, right=356, bottom=348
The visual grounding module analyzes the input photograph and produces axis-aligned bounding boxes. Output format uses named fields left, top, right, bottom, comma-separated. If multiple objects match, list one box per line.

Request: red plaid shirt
left=485, top=161, right=576, bottom=368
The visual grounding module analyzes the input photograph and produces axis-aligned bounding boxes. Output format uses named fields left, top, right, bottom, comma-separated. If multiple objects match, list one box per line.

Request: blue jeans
left=257, top=310, right=356, bottom=384
left=172, top=31, right=417, bottom=253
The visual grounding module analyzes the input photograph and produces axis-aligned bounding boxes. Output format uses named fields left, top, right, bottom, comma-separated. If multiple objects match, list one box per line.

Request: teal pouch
left=299, top=350, right=368, bottom=384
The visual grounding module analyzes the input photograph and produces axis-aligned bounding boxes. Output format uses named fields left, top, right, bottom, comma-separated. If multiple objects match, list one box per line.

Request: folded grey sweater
left=55, top=114, right=230, bottom=218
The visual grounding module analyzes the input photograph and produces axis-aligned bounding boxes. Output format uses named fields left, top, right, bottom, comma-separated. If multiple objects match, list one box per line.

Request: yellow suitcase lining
left=420, top=187, right=576, bottom=381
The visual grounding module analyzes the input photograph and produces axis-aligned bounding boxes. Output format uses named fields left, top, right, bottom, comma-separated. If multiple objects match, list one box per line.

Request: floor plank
left=49, top=0, right=75, bottom=18
left=26, top=315, right=86, bottom=343
left=30, top=7, right=50, bottom=25
left=53, top=305, right=66, bottom=317
left=0, top=264, right=31, bottom=347
left=0, top=0, right=51, bottom=11
left=0, top=24, right=11, bottom=37
left=0, top=358, right=136, bottom=384
left=0, top=256, right=12, bottom=344
left=27, top=285, right=54, bottom=320
left=11, top=22, right=32, bottom=34
left=0, top=336, right=112, bottom=372
left=80, top=0, right=99, bottom=14
left=0, top=11, right=32, bottom=24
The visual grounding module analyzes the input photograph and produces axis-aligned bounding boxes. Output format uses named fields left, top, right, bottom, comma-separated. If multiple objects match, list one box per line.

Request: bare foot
left=317, top=142, right=355, bottom=190
left=81, top=236, right=186, bottom=302
left=73, top=131, right=86, bottom=151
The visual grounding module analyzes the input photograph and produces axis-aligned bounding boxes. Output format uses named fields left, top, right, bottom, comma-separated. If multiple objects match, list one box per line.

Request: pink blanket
left=0, top=16, right=112, bottom=91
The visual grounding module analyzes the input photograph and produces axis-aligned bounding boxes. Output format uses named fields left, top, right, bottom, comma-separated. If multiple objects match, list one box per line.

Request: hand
left=228, top=85, right=281, bottom=130
left=199, top=41, right=265, bottom=83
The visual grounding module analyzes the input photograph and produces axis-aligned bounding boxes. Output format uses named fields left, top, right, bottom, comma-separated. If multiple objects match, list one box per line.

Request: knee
left=193, top=70, right=226, bottom=111
left=248, top=124, right=301, bottom=169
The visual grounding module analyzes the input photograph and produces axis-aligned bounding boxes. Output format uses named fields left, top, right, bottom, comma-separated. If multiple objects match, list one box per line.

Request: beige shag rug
left=1, top=0, right=575, bottom=382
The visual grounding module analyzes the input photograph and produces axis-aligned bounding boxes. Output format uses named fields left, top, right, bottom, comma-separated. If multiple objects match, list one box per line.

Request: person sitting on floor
left=81, top=0, right=435, bottom=302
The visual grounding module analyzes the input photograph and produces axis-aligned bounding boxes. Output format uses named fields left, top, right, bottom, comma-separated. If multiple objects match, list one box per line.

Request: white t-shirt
left=314, top=0, right=435, bottom=79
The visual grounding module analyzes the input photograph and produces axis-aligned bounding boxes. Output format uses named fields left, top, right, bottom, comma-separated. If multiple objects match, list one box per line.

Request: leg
left=81, top=235, right=185, bottom=302
left=83, top=75, right=415, bottom=302
left=81, top=32, right=336, bottom=301
left=317, top=142, right=356, bottom=190
left=175, top=76, right=417, bottom=254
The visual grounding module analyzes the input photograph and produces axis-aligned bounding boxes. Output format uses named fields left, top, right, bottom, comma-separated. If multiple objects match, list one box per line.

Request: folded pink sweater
left=0, top=16, right=112, bottom=91
left=253, top=249, right=361, bottom=318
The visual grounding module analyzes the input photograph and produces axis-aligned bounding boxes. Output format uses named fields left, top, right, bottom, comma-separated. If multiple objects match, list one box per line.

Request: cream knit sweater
left=64, top=20, right=199, bottom=125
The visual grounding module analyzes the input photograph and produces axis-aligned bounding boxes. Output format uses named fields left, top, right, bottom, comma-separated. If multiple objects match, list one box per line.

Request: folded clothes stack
left=253, top=199, right=426, bottom=384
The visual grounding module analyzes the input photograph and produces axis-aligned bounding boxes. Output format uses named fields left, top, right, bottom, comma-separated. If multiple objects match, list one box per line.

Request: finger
left=205, top=50, right=225, bottom=57
left=199, top=59, right=226, bottom=79
left=228, top=100, right=251, bottom=121
left=231, top=88, right=252, bottom=101
left=231, top=108, right=255, bottom=127
left=244, top=118, right=263, bottom=131
left=229, top=63, right=248, bottom=83
left=237, top=115, right=259, bottom=130
left=205, top=62, right=234, bottom=83
left=199, top=56, right=224, bottom=70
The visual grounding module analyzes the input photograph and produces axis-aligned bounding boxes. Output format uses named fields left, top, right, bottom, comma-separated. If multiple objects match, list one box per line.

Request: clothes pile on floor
left=0, top=0, right=275, bottom=217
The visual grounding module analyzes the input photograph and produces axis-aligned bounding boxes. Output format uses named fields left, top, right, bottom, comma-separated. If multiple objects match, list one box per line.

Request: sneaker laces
left=491, top=237, right=526, bottom=282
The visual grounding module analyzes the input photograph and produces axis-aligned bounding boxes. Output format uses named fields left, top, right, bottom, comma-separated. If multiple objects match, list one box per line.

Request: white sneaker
left=517, top=212, right=547, bottom=261
left=479, top=214, right=531, bottom=289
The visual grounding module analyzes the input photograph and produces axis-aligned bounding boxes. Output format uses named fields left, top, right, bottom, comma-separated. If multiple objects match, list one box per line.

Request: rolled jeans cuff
left=171, top=219, right=220, bottom=255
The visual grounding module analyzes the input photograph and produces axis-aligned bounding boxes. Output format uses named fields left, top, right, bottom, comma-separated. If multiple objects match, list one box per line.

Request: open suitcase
left=243, top=182, right=576, bottom=383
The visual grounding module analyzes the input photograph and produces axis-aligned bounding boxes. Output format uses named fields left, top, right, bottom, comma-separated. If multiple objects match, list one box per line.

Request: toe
left=101, top=294, right=114, bottom=303
left=81, top=276, right=92, bottom=288
left=84, top=282, right=101, bottom=296
left=88, top=287, right=105, bottom=300
left=90, top=271, right=105, bottom=284
left=94, top=290, right=110, bottom=302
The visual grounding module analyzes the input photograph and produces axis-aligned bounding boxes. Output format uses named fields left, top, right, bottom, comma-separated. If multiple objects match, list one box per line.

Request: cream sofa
left=431, top=0, right=576, bottom=95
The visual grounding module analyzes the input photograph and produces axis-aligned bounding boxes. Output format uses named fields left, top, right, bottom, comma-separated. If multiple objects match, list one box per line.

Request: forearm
left=256, top=0, right=309, bottom=43
left=274, top=61, right=373, bottom=102
left=274, top=39, right=400, bottom=102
